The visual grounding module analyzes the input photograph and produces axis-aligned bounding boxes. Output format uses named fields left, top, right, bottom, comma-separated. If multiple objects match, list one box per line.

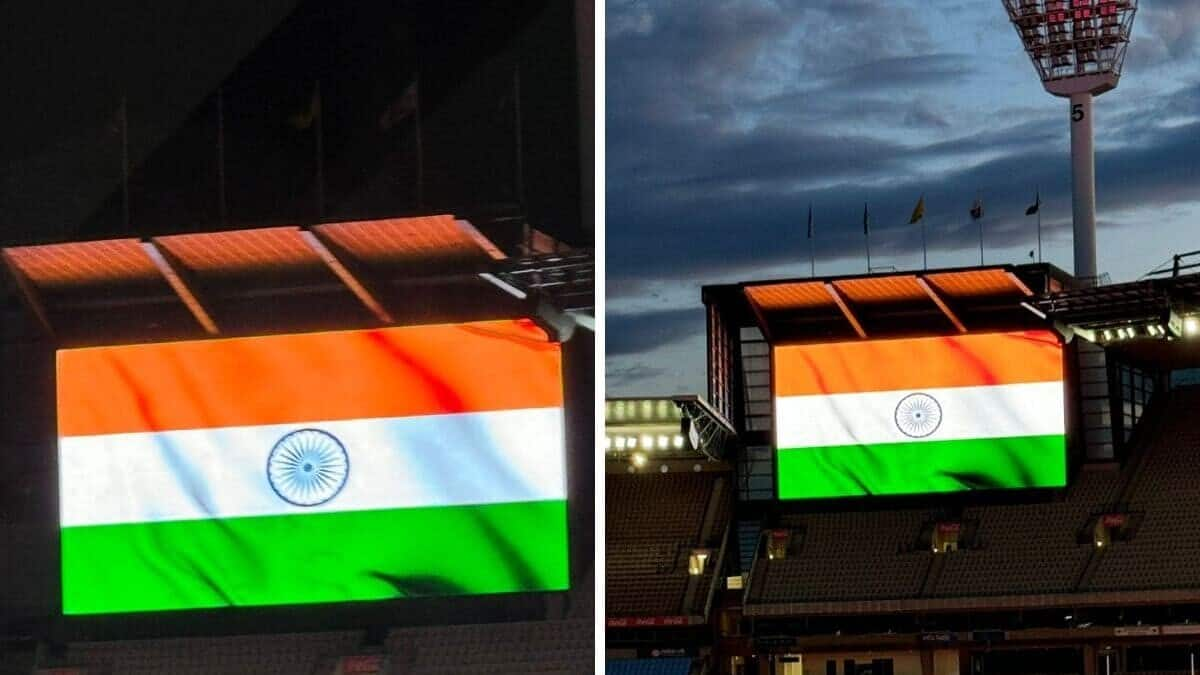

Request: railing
left=1145, top=250, right=1200, bottom=278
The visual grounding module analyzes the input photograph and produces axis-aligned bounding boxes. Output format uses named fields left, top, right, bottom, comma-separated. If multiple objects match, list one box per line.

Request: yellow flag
left=908, top=195, right=925, bottom=224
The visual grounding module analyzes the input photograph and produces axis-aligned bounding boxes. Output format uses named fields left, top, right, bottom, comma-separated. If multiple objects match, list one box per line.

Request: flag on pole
left=1025, top=191, right=1041, bottom=216
left=807, top=204, right=814, bottom=239
left=909, top=195, right=926, bottom=224
left=56, top=319, right=569, bottom=615
left=863, top=203, right=871, bottom=234
left=970, top=196, right=984, bottom=220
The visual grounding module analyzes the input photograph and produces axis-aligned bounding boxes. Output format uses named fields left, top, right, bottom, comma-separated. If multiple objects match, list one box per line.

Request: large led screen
left=774, top=330, right=1067, bottom=500
left=56, top=319, right=568, bottom=615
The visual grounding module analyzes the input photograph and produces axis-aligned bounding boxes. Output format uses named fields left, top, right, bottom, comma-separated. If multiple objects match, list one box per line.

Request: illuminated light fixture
left=631, top=452, right=647, bottom=468
left=626, top=436, right=637, bottom=449
left=640, top=434, right=653, bottom=450
left=1185, top=316, right=1200, bottom=337
left=478, top=272, right=528, bottom=300
left=659, top=464, right=669, bottom=473
left=688, top=549, right=711, bottom=576
left=615, top=436, right=626, bottom=451
left=766, top=530, right=790, bottom=561
left=1003, top=0, right=1138, bottom=279
left=1021, top=301, right=1048, bottom=320
left=604, top=436, right=612, bottom=450
left=657, top=435, right=669, bottom=450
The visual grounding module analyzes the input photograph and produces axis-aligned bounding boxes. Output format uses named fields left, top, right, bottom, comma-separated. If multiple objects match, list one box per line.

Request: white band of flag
left=775, top=381, right=1064, bottom=450
left=60, top=407, right=565, bottom=528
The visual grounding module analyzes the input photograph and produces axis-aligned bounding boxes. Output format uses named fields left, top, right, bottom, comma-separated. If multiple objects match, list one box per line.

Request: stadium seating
left=1087, top=386, right=1200, bottom=591
left=930, top=467, right=1117, bottom=597
left=65, top=631, right=363, bottom=675
left=606, top=656, right=696, bottom=675
left=607, top=471, right=730, bottom=617
left=386, top=618, right=592, bottom=674
left=746, top=465, right=1125, bottom=605
left=35, top=618, right=591, bottom=674
left=750, top=509, right=931, bottom=603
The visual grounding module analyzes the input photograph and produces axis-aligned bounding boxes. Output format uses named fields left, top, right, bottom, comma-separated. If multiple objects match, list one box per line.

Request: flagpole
left=314, top=80, right=325, bottom=218
left=866, top=231, right=872, bottom=273
left=415, top=75, right=425, bottom=209
left=809, top=231, right=815, bottom=278
left=979, top=217, right=984, bottom=266
left=120, top=94, right=130, bottom=229
left=1037, top=191, right=1043, bottom=263
left=514, top=63, right=525, bottom=215
left=217, top=86, right=226, bottom=225
left=922, top=221, right=928, bottom=270
left=864, top=202, right=872, bottom=273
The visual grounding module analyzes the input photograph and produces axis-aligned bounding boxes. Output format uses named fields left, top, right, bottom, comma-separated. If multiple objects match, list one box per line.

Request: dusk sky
left=607, top=0, right=1200, bottom=397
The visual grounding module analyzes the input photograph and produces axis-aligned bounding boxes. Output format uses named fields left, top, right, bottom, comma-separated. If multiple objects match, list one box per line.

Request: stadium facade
left=607, top=260, right=1200, bottom=675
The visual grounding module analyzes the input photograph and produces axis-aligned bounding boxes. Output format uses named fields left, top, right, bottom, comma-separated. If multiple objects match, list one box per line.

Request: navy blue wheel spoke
left=267, top=429, right=349, bottom=507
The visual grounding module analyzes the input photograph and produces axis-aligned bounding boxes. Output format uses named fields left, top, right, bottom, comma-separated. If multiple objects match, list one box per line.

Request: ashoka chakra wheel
left=894, top=393, right=943, bottom=438
left=267, top=429, right=350, bottom=506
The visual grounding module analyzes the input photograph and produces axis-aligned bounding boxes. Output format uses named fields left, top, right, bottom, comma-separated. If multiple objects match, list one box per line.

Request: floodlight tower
left=1002, top=0, right=1137, bottom=280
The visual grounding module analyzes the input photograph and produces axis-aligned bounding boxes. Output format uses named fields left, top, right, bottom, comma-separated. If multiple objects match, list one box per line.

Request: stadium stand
left=1087, top=386, right=1200, bottom=592
left=606, top=657, right=697, bottom=675
left=931, top=466, right=1119, bottom=598
left=25, top=619, right=592, bottom=675
left=606, top=471, right=731, bottom=618
left=750, top=509, right=930, bottom=603
left=386, top=619, right=592, bottom=674
left=744, top=457, right=1128, bottom=606
left=63, top=632, right=363, bottom=675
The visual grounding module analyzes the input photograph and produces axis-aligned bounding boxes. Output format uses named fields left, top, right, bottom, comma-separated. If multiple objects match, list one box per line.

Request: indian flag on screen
left=774, top=330, right=1067, bottom=500
left=56, top=319, right=569, bottom=615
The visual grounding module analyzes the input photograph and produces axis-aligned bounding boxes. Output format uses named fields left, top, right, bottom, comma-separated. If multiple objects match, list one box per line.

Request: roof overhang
left=2, top=216, right=592, bottom=345
left=712, top=264, right=1063, bottom=345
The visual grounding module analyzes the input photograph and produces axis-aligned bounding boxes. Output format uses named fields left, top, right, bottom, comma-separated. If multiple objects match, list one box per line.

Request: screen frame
left=769, top=329, right=1071, bottom=503
left=50, top=317, right=580, bottom=639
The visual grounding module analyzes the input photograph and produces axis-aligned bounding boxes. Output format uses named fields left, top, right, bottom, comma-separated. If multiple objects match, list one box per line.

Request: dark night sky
left=606, top=0, right=1200, bottom=396
left=0, top=1, right=299, bottom=242
left=0, top=1, right=585, bottom=246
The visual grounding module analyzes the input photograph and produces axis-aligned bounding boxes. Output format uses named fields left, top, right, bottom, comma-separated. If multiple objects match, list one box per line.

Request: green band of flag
left=777, top=435, right=1066, bottom=500
left=62, top=499, right=568, bottom=615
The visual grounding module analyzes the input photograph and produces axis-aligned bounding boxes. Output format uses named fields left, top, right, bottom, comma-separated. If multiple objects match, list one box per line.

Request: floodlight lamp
left=1002, top=0, right=1138, bottom=97
left=1185, top=316, right=1200, bottom=337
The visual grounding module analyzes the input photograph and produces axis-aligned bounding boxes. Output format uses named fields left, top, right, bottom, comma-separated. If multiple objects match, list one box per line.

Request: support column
left=1070, top=91, right=1097, bottom=281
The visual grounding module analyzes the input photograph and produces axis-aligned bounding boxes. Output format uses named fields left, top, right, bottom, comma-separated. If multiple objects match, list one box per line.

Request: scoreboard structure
left=703, top=264, right=1080, bottom=503
left=0, top=216, right=593, bottom=639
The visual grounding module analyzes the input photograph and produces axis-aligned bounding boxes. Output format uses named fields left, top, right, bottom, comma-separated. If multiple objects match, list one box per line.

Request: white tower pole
left=1070, top=91, right=1097, bottom=279
left=1003, top=0, right=1138, bottom=284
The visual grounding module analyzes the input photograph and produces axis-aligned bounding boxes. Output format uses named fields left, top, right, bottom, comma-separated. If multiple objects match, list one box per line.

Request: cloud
left=606, top=307, right=704, bottom=357
left=605, top=0, right=1200, bottom=396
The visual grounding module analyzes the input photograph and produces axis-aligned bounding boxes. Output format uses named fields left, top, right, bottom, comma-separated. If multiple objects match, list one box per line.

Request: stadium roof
left=1037, top=269, right=1200, bottom=369
left=2, top=215, right=592, bottom=344
left=707, top=264, right=1068, bottom=344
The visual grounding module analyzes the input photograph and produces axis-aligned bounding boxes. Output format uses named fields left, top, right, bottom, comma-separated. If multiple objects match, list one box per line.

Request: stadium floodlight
left=1002, top=0, right=1138, bottom=279
left=1185, top=316, right=1200, bottom=337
